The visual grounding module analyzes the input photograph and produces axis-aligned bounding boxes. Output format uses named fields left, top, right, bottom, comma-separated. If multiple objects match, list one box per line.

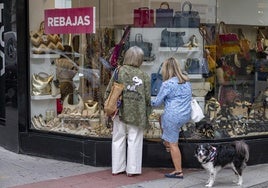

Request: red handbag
left=133, top=7, right=154, bottom=27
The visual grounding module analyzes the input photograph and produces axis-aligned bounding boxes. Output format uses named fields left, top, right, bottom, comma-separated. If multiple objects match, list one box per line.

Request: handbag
left=191, top=98, right=205, bottom=122
left=62, top=93, right=84, bottom=112
left=185, top=58, right=200, bottom=74
left=238, top=28, right=250, bottom=60
left=30, top=21, right=64, bottom=54
left=155, top=2, right=174, bottom=28
left=109, top=26, right=131, bottom=68
left=160, top=28, right=185, bottom=47
left=32, top=72, right=54, bottom=96
left=216, top=22, right=241, bottom=57
left=191, top=82, right=211, bottom=97
left=125, top=33, right=153, bottom=60
left=173, top=1, right=200, bottom=28
left=133, top=7, right=154, bottom=27
left=151, top=64, right=163, bottom=96
left=104, top=67, right=125, bottom=116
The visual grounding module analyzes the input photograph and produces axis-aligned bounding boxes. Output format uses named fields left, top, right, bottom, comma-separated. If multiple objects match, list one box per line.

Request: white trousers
left=112, top=116, right=144, bottom=174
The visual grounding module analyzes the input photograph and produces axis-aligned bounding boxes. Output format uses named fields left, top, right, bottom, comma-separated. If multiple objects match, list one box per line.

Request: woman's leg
left=126, top=124, right=144, bottom=175
left=169, top=142, right=183, bottom=174
left=112, top=116, right=127, bottom=174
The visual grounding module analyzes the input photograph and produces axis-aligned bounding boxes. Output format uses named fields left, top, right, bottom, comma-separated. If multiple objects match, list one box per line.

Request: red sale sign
left=44, top=7, right=95, bottom=34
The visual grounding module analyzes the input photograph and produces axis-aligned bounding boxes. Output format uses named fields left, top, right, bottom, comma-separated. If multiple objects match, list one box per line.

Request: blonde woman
left=151, top=57, right=192, bottom=178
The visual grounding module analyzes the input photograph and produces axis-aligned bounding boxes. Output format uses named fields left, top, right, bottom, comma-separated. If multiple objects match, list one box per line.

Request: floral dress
left=151, top=77, right=192, bottom=143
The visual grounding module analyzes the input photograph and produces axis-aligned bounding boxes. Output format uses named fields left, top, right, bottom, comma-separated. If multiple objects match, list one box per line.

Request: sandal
left=165, top=172, right=183, bottom=179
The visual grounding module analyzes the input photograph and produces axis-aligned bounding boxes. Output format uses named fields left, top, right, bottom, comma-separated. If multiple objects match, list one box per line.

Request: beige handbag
left=30, top=21, right=64, bottom=54
left=191, top=82, right=211, bottom=97
left=85, top=100, right=99, bottom=115
left=63, top=93, right=84, bottom=112
left=229, top=99, right=251, bottom=118
left=104, top=82, right=124, bottom=116
left=32, top=72, right=54, bottom=95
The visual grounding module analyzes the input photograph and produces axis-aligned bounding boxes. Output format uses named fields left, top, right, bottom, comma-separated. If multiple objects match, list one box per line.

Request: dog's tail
left=235, top=140, right=249, bottom=162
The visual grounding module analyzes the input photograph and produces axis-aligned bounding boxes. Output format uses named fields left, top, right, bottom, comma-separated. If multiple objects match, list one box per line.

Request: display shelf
left=31, top=94, right=61, bottom=100
left=158, top=47, right=200, bottom=53
left=188, top=74, right=203, bottom=79
left=30, top=53, right=60, bottom=59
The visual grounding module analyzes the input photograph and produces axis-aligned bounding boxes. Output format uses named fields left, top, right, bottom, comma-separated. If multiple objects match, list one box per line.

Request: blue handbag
left=155, top=2, right=174, bottom=28
left=151, top=64, right=163, bottom=96
left=173, top=1, right=200, bottom=28
left=160, top=28, right=185, bottom=47
left=185, top=58, right=200, bottom=74
left=125, top=33, right=153, bottom=60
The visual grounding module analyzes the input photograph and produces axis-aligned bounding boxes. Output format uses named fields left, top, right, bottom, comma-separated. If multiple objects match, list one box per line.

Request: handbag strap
left=118, top=25, right=131, bottom=45
left=113, top=66, right=121, bottom=82
left=157, top=63, right=163, bottom=74
left=160, top=2, right=170, bottom=9
left=199, top=25, right=213, bottom=45
left=182, top=1, right=192, bottom=12
left=38, top=21, right=45, bottom=35
left=218, top=21, right=228, bottom=34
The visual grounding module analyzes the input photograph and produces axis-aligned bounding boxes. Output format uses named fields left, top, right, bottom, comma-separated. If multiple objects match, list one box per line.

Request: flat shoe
left=165, top=172, right=183, bottom=179
left=126, top=173, right=139, bottom=177
left=112, top=171, right=125, bottom=176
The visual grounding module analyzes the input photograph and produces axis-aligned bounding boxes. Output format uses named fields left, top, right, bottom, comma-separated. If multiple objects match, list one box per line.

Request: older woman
left=105, top=46, right=151, bottom=177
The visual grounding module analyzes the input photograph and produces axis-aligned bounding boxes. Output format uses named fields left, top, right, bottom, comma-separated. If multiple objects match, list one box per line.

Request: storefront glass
left=28, top=0, right=268, bottom=140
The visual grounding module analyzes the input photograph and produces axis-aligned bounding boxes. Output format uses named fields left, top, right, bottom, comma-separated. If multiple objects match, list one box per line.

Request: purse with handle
left=173, top=1, right=200, bottom=28
left=151, top=63, right=163, bottom=96
left=160, top=28, right=185, bottom=47
left=155, top=2, right=174, bottom=27
left=109, top=26, right=131, bottom=68
left=104, top=66, right=125, bottom=116
left=125, top=33, right=153, bottom=60
left=133, top=7, right=154, bottom=27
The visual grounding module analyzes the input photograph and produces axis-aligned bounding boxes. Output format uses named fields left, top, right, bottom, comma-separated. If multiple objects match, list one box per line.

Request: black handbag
left=125, top=33, right=153, bottom=60
left=155, top=2, right=174, bottom=28
left=185, top=58, right=200, bottom=74
left=173, top=1, right=200, bottom=28
left=160, top=28, right=185, bottom=47
left=151, top=64, right=163, bottom=96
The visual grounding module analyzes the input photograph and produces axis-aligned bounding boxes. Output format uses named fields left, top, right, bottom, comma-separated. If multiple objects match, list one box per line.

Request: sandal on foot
left=165, top=172, right=183, bottom=179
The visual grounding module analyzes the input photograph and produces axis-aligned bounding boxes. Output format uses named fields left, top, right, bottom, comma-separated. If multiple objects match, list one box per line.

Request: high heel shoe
left=31, top=116, right=42, bottom=129
left=191, top=35, right=198, bottom=47
left=38, top=114, right=47, bottom=127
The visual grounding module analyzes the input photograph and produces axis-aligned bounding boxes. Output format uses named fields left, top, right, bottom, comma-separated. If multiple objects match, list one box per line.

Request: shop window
left=28, top=0, right=268, bottom=140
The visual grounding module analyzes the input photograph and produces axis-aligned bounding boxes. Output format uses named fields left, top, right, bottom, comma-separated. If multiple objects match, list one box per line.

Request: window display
left=28, top=0, right=268, bottom=141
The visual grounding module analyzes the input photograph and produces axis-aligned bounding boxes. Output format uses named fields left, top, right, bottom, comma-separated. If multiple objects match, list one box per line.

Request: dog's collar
left=203, top=146, right=217, bottom=163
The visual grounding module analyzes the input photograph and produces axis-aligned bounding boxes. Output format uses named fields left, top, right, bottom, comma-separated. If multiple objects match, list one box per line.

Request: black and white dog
left=195, top=141, right=249, bottom=187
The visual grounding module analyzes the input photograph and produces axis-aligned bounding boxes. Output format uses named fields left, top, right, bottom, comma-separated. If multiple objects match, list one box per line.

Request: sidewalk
left=0, top=146, right=268, bottom=188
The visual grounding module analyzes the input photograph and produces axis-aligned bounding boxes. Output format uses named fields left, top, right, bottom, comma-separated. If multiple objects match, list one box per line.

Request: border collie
left=195, top=141, right=249, bottom=187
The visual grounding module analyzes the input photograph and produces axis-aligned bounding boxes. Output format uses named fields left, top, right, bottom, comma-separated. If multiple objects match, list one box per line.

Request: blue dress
left=151, top=77, right=192, bottom=143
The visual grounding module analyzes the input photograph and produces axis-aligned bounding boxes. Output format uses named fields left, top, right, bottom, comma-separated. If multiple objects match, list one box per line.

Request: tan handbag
left=32, top=72, right=54, bottom=96
left=30, top=21, right=64, bottom=54
left=104, top=82, right=124, bottom=116
left=85, top=100, right=99, bottom=115
left=229, top=99, right=251, bottom=118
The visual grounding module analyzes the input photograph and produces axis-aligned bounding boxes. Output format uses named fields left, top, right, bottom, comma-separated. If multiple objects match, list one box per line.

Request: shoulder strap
left=113, top=66, right=121, bottom=81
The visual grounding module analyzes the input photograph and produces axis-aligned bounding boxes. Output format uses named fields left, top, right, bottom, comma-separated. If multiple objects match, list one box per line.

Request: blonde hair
left=123, top=46, right=144, bottom=67
left=161, top=57, right=189, bottom=83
